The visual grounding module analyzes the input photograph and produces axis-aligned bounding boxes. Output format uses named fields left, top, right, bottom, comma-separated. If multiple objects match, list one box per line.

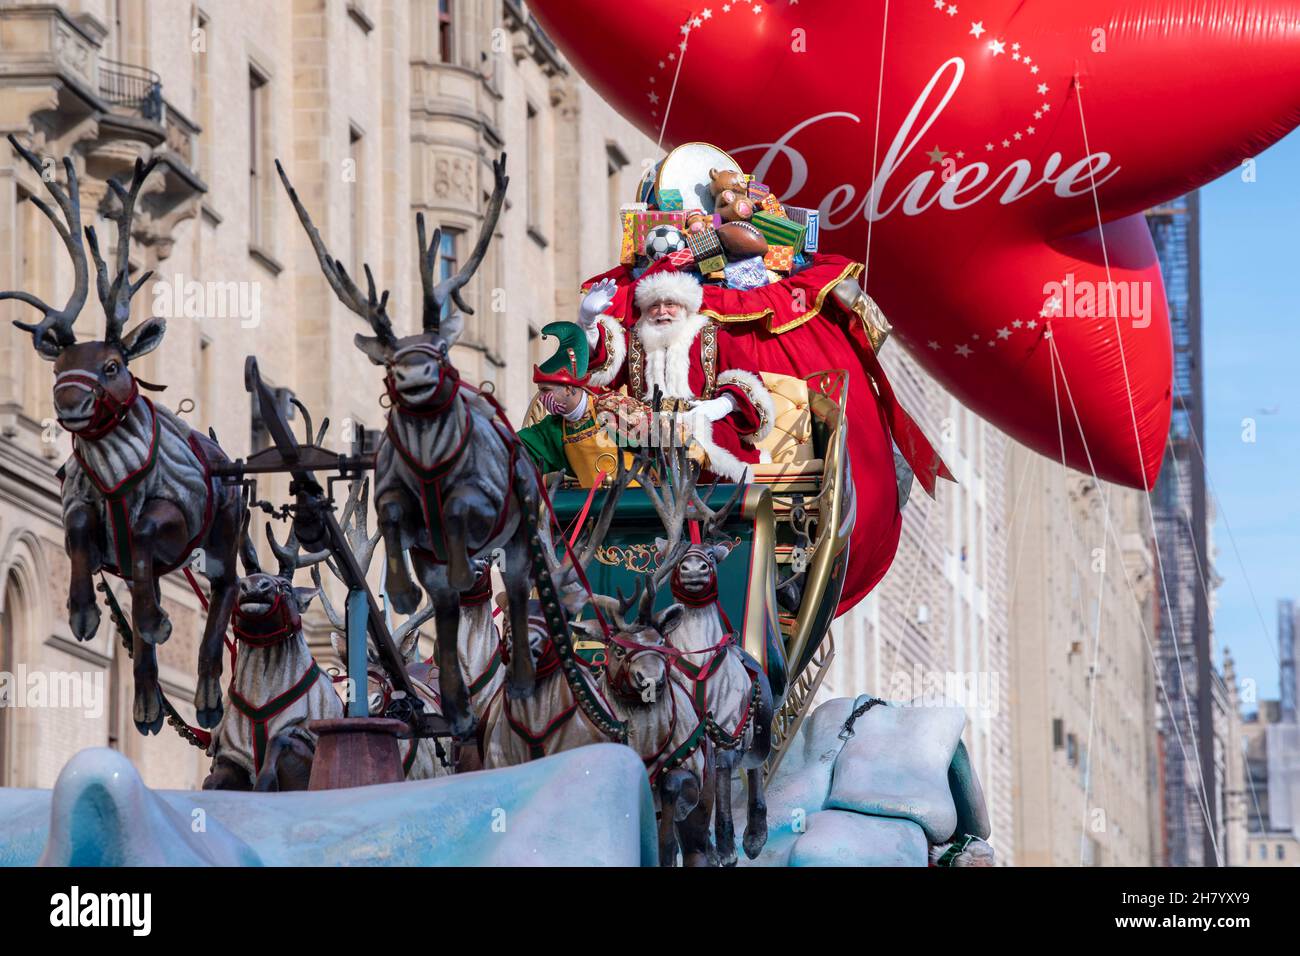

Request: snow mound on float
left=2, top=744, right=656, bottom=867
left=737, top=695, right=992, bottom=867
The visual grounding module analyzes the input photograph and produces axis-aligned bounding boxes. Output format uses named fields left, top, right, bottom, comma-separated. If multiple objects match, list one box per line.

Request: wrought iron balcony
left=98, top=57, right=164, bottom=123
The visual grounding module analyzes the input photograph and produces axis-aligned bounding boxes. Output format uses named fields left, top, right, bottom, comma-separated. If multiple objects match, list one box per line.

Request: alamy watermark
left=152, top=272, right=262, bottom=328
left=1042, top=273, right=1152, bottom=329
left=0, top=666, right=104, bottom=719
left=886, top=666, right=1000, bottom=719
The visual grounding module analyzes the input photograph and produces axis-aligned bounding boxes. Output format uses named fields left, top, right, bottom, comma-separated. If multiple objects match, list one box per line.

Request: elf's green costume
left=518, top=322, right=627, bottom=488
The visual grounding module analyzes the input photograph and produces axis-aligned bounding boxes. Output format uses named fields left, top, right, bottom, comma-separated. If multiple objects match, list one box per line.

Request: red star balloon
left=530, top=0, right=1300, bottom=488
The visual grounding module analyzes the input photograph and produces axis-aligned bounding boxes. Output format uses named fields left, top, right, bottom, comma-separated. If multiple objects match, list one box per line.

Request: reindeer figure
left=203, top=523, right=343, bottom=791
left=642, top=445, right=774, bottom=865
left=479, top=456, right=714, bottom=866
left=313, top=477, right=501, bottom=777
left=1, top=136, right=243, bottom=734
left=277, top=155, right=544, bottom=738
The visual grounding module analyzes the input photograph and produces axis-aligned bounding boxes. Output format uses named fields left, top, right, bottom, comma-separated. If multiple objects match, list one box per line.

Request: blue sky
left=1201, top=129, right=1300, bottom=710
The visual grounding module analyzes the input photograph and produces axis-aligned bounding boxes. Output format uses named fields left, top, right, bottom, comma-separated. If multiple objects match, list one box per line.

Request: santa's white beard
left=634, top=314, right=708, bottom=400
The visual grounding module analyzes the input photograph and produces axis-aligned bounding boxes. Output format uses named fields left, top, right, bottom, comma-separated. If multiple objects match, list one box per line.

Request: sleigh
left=548, top=366, right=853, bottom=772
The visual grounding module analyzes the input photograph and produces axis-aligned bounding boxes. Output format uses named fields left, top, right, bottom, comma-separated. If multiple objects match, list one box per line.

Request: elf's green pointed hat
left=533, top=321, right=591, bottom=387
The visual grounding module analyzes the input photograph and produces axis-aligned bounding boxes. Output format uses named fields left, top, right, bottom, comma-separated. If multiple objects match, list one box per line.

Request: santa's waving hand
left=578, top=268, right=774, bottom=482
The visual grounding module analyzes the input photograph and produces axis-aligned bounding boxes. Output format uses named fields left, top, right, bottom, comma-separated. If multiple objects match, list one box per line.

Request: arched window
left=0, top=572, right=23, bottom=786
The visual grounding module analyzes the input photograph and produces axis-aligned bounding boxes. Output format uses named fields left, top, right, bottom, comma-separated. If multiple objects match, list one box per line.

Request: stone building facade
left=1005, top=444, right=1159, bottom=866
left=0, top=0, right=654, bottom=788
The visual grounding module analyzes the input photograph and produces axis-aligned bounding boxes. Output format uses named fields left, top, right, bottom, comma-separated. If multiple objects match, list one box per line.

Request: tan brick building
left=0, top=0, right=654, bottom=788
left=1005, top=445, right=1160, bottom=866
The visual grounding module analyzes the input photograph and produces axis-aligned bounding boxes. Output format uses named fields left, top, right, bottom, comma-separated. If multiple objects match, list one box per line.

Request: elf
left=518, top=321, right=628, bottom=488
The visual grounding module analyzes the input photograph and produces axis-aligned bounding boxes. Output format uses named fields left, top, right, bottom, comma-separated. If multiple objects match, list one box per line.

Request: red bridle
left=230, top=591, right=301, bottom=648
left=54, top=371, right=139, bottom=441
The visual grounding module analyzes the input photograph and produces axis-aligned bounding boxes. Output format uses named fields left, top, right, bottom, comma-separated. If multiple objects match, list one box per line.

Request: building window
left=1278, top=844, right=1286, bottom=861
left=248, top=65, right=270, bottom=248
left=438, top=228, right=462, bottom=323
left=606, top=143, right=629, bottom=261
left=437, top=0, right=454, bottom=63
left=526, top=102, right=541, bottom=231
left=1052, top=718, right=1064, bottom=750
left=0, top=573, right=17, bottom=785
left=193, top=9, right=212, bottom=179
left=349, top=125, right=365, bottom=277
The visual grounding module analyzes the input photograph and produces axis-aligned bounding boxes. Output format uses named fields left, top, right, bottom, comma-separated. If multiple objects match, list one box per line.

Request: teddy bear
left=708, top=168, right=756, bottom=222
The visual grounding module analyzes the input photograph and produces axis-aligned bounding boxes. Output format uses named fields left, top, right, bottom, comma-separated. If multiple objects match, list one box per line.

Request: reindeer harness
left=66, top=392, right=217, bottom=583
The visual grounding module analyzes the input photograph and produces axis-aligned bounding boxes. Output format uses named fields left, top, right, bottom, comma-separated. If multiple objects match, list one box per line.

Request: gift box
left=786, top=206, right=820, bottom=253
left=751, top=210, right=806, bottom=251
left=665, top=248, right=695, bottom=269
left=747, top=180, right=772, bottom=202
left=657, top=188, right=684, bottom=211
left=764, top=244, right=795, bottom=272
left=696, top=254, right=727, bottom=274
left=621, top=202, right=649, bottom=213
left=724, top=255, right=769, bottom=291
left=759, top=194, right=787, bottom=218
left=687, top=227, right=724, bottom=262
left=619, top=211, right=638, bottom=265
left=631, top=210, right=689, bottom=251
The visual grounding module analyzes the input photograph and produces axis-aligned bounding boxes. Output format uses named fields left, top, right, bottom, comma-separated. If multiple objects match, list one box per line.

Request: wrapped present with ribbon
left=723, top=255, right=770, bottom=291
left=630, top=209, right=689, bottom=250
left=786, top=206, right=820, bottom=253
left=657, top=188, right=684, bottom=211
left=759, top=193, right=787, bottom=218
left=763, top=243, right=795, bottom=273
left=619, top=211, right=638, bottom=264
left=665, top=248, right=695, bottom=270
left=687, top=226, right=724, bottom=262
left=747, top=180, right=772, bottom=201
left=751, top=210, right=806, bottom=252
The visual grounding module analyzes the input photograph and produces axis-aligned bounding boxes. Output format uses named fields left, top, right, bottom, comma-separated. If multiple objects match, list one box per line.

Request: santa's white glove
left=579, top=278, right=618, bottom=327
left=692, top=396, right=735, bottom=423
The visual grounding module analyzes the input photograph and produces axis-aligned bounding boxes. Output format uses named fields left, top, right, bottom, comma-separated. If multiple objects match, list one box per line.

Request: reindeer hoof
left=133, top=686, right=165, bottom=736
left=253, top=771, right=280, bottom=792
left=68, top=601, right=101, bottom=642
left=194, top=674, right=224, bottom=728
left=388, top=583, right=421, bottom=615
left=743, top=819, right=768, bottom=860
left=138, top=612, right=172, bottom=646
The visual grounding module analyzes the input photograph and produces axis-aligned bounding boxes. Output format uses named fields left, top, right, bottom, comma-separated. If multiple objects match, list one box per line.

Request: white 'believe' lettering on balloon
left=731, top=58, right=1121, bottom=228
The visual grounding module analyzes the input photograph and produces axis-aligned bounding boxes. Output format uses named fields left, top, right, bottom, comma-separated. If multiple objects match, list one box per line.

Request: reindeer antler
left=420, top=153, right=508, bottom=332
left=265, top=522, right=331, bottom=581
left=275, top=159, right=397, bottom=348
left=85, top=155, right=162, bottom=344
left=638, top=443, right=706, bottom=591
left=0, top=135, right=90, bottom=357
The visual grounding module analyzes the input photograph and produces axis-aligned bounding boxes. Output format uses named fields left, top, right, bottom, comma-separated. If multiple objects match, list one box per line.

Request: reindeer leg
left=714, top=747, right=739, bottom=866
left=502, top=540, right=535, bottom=700
left=441, top=491, right=478, bottom=592
left=203, top=757, right=252, bottom=791
left=377, top=490, right=421, bottom=615
left=656, top=774, right=685, bottom=867
left=65, top=503, right=103, bottom=641
left=432, top=588, right=476, bottom=738
left=679, top=768, right=715, bottom=868
left=195, top=504, right=239, bottom=729
left=742, top=766, right=769, bottom=860
left=132, top=629, right=164, bottom=736
left=129, top=500, right=188, bottom=646
left=255, top=732, right=315, bottom=792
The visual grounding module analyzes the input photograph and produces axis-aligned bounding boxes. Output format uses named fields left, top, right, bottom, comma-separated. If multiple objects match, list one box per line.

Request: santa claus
left=578, top=269, right=775, bottom=482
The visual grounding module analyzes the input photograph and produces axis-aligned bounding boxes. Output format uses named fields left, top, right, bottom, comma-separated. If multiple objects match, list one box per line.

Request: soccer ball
left=643, top=224, right=688, bottom=261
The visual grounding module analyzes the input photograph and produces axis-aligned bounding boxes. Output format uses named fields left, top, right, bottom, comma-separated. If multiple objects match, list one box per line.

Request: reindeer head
left=277, top=155, right=508, bottom=409
left=232, top=523, right=323, bottom=643
left=1, top=137, right=166, bottom=437
left=596, top=576, right=685, bottom=706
